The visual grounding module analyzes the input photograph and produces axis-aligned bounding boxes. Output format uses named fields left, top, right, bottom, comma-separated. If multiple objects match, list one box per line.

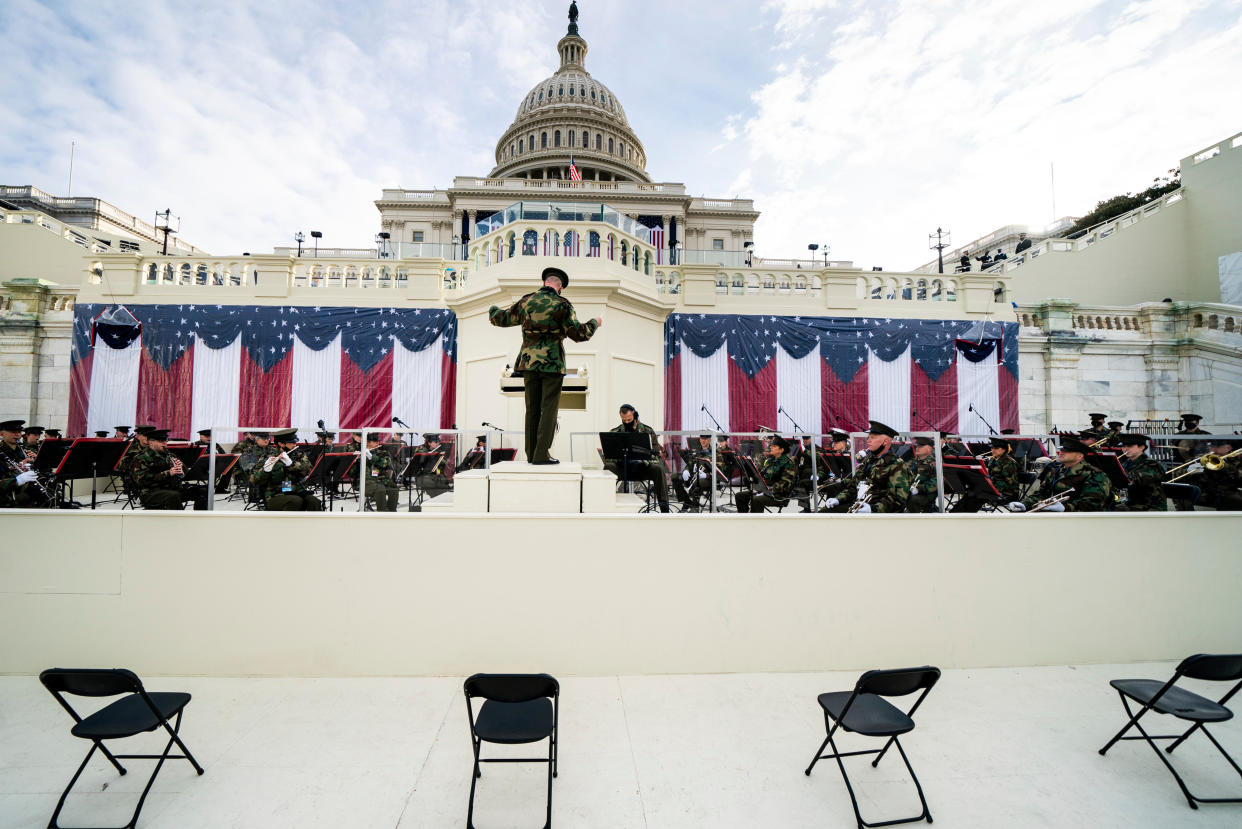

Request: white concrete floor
left=2, top=664, right=1239, bottom=828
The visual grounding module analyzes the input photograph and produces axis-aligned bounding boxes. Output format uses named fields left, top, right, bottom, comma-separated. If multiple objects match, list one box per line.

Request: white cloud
left=1, top=0, right=1238, bottom=269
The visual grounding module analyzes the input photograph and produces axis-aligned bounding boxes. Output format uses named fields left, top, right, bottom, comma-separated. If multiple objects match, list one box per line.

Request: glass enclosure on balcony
left=474, top=201, right=652, bottom=244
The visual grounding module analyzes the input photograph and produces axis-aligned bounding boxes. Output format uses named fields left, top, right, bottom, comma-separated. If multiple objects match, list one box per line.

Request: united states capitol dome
left=489, top=3, right=651, bottom=183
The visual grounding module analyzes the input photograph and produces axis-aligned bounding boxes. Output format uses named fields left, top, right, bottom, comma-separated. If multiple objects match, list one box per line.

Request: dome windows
left=595, top=133, right=601, bottom=150
left=541, top=132, right=548, bottom=149
left=582, top=131, right=588, bottom=148
left=558, top=85, right=564, bottom=96
left=590, top=89, right=596, bottom=100
left=569, top=86, right=575, bottom=96
left=539, top=90, right=544, bottom=101
left=554, top=130, right=561, bottom=147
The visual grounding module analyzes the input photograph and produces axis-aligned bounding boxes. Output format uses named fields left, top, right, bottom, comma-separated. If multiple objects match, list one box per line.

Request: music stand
left=401, top=451, right=443, bottom=510
left=489, top=447, right=517, bottom=464
left=168, top=445, right=205, bottom=469
left=184, top=453, right=239, bottom=488
left=456, top=448, right=486, bottom=473
left=599, top=431, right=654, bottom=497
left=942, top=463, right=1002, bottom=507
left=737, top=455, right=772, bottom=497
left=818, top=453, right=853, bottom=479
left=53, top=438, right=130, bottom=510
left=1087, top=451, right=1131, bottom=491
left=310, top=453, right=355, bottom=511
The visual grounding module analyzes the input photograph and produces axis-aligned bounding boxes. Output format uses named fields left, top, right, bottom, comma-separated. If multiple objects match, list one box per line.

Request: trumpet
left=757, top=425, right=779, bottom=435
left=1025, top=490, right=1073, bottom=513
left=1166, top=447, right=1242, bottom=482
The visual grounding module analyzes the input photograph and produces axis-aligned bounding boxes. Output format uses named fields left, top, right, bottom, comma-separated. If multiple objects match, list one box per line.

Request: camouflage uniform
left=131, top=446, right=206, bottom=510
left=489, top=286, right=599, bottom=463
left=1119, top=453, right=1168, bottom=511
left=822, top=451, right=912, bottom=513
left=1175, top=425, right=1210, bottom=462
left=1079, top=426, right=1112, bottom=445
left=361, top=445, right=400, bottom=512
left=1195, top=454, right=1242, bottom=511
left=116, top=438, right=143, bottom=486
left=410, top=441, right=451, bottom=506
left=1021, top=460, right=1111, bottom=512
left=1, top=440, right=38, bottom=508
left=735, top=452, right=797, bottom=513
left=607, top=420, right=675, bottom=510
left=905, top=454, right=939, bottom=513
left=250, top=445, right=322, bottom=511
left=948, top=451, right=1019, bottom=513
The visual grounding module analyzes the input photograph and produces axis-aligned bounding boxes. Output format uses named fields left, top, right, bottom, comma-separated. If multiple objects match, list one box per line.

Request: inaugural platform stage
left=3, top=511, right=1239, bottom=678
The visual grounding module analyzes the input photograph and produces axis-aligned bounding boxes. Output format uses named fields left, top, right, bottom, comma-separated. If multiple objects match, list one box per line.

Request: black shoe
left=532, top=458, right=561, bottom=465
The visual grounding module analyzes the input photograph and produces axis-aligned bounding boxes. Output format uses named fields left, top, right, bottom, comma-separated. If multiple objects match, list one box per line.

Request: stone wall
left=1017, top=300, right=1242, bottom=432
left=0, top=279, right=75, bottom=428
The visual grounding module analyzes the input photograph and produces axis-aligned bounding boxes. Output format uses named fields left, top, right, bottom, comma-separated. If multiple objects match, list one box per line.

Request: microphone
left=317, top=419, right=325, bottom=431
left=482, top=421, right=499, bottom=429
left=393, top=417, right=409, bottom=427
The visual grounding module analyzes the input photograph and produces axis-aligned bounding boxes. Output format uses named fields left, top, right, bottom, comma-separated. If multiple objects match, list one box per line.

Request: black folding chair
left=39, top=668, right=204, bottom=829
left=1099, top=653, right=1242, bottom=809
left=804, top=666, right=941, bottom=828
left=464, top=673, right=559, bottom=829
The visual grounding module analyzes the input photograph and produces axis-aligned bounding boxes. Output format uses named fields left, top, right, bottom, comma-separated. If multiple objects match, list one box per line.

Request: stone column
left=0, top=278, right=54, bottom=425
left=466, top=211, right=477, bottom=243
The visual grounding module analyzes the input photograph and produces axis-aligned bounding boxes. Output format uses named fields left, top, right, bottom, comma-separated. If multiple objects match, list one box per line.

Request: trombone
left=1166, top=448, right=1242, bottom=482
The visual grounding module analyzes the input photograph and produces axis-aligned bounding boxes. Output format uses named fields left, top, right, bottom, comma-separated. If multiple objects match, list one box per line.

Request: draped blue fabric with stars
left=73, top=303, right=457, bottom=372
left=665, top=314, right=1016, bottom=382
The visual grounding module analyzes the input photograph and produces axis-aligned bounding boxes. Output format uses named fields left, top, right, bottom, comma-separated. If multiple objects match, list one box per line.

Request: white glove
left=16, top=470, right=38, bottom=485
left=263, top=456, right=277, bottom=472
left=681, top=469, right=690, bottom=482
left=363, top=448, right=373, bottom=460
left=279, top=451, right=293, bottom=467
left=909, top=484, right=919, bottom=496
left=856, top=482, right=870, bottom=500
left=1043, top=502, right=1066, bottom=513
left=1007, top=501, right=1026, bottom=512
left=824, top=497, right=840, bottom=509
left=698, top=471, right=709, bottom=481
left=854, top=502, right=872, bottom=514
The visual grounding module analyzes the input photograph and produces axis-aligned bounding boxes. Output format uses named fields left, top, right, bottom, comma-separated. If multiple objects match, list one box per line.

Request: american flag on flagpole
left=569, top=156, right=582, bottom=182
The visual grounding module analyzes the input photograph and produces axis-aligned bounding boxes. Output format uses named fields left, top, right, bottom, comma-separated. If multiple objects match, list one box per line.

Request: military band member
left=113, top=425, right=131, bottom=439
left=2, top=419, right=43, bottom=507
left=94, top=431, right=109, bottom=438
left=22, top=425, right=44, bottom=454
left=676, top=434, right=715, bottom=511
left=820, top=421, right=912, bottom=513
left=251, top=428, right=322, bottom=511
left=734, top=435, right=797, bottom=513
left=117, top=424, right=156, bottom=485
left=456, top=435, right=490, bottom=473
left=1174, top=413, right=1210, bottom=462
left=1115, top=434, right=1167, bottom=511
left=412, top=432, right=451, bottom=504
left=940, top=432, right=971, bottom=458
left=131, top=429, right=207, bottom=510
left=608, top=404, right=673, bottom=513
left=952, top=437, right=1021, bottom=512
left=1182, top=437, right=1242, bottom=511
left=44, top=428, right=62, bottom=440
left=905, top=436, right=939, bottom=513
left=1009, top=437, right=1110, bottom=512
left=361, top=432, right=400, bottom=512
left=1080, top=413, right=1111, bottom=445
left=193, top=428, right=233, bottom=492
left=489, top=266, right=601, bottom=464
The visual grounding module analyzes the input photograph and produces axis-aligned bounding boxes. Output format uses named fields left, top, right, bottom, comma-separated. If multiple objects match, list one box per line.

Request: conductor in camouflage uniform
left=361, top=432, right=400, bottom=512
left=251, top=428, right=322, bottom=511
left=1010, top=437, right=1111, bottom=512
left=735, top=435, right=797, bottom=513
left=1116, top=433, right=1167, bottom=511
left=820, top=421, right=912, bottom=513
left=905, top=436, right=940, bottom=513
left=607, top=404, right=674, bottom=512
left=489, top=266, right=601, bottom=464
left=131, top=429, right=207, bottom=510
left=951, top=436, right=1020, bottom=512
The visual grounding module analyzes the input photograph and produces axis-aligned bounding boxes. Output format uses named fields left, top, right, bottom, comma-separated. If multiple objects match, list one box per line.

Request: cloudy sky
left=2, top=0, right=1239, bottom=269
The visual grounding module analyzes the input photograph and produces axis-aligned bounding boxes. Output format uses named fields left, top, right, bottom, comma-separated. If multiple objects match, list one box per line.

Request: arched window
left=508, top=233, right=516, bottom=259
left=529, top=133, right=535, bottom=150
left=620, top=240, right=628, bottom=265
left=590, top=89, right=596, bottom=100
left=510, top=142, right=515, bottom=157
left=523, top=229, right=538, bottom=255
left=619, top=141, right=624, bottom=157
left=539, top=90, right=544, bottom=101
left=588, top=230, right=600, bottom=257
left=582, top=131, right=588, bottom=148
left=644, top=252, right=651, bottom=275
left=519, top=138, right=524, bottom=153
left=595, top=134, right=601, bottom=150
left=541, top=132, right=548, bottom=149
left=558, top=85, right=564, bottom=96
left=569, top=85, right=575, bottom=96
left=564, top=230, right=576, bottom=256
left=608, top=137, right=614, bottom=153
left=554, top=131, right=561, bottom=147
left=568, top=130, right=574, bottom=147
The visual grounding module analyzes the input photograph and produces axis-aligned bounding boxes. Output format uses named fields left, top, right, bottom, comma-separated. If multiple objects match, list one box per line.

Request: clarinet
left=4, top=451, right=55, bottom=503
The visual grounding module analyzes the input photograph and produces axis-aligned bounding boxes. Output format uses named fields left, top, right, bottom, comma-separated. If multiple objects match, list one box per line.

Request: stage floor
left=2, top=663, right=1239, bottom=828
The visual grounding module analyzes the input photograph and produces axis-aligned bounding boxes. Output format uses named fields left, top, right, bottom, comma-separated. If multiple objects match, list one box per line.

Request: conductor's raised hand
left=593, top=316, right=603, bottom=327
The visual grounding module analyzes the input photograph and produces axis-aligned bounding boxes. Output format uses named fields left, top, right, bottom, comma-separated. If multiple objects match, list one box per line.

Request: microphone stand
left=823, top=401, right=857, bottom=433
left=911, top=409, right=938, bottom=432
left=777, top=406, right=805, bottom=434
left=701, top=405, right=726, bottom=434
left=968, top=403, right=999, bottom=436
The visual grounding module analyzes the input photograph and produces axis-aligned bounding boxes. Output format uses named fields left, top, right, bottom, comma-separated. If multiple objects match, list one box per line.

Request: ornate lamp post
left=294, top=232, right=305, bottom=257
left=928, top=227, right=951, bottom=274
